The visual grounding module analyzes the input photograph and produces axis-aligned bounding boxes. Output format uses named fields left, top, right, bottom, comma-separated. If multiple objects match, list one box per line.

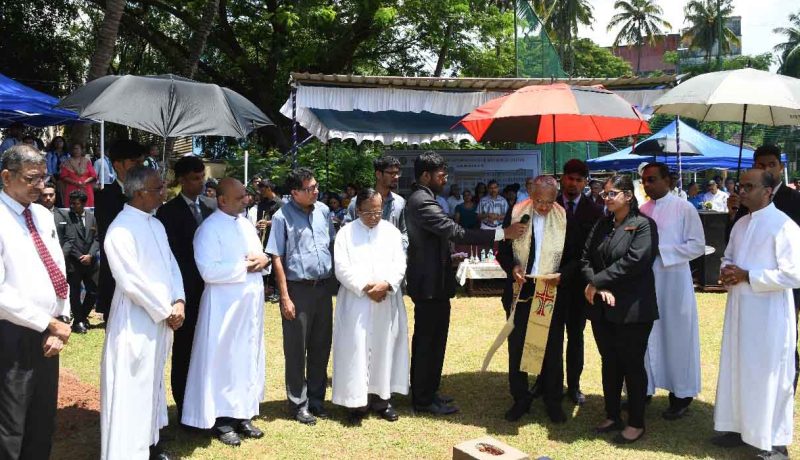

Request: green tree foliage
left=774, top=10, right=800, bottom=77
left=682, top=0, right=740, bottom=65
left=570, top=38, right=632, bottom=77
left=0, top=1, right=87, bottom=95
left=531, top=0, right=595, bottom=73
left=606, top=0, right=672, bottom=74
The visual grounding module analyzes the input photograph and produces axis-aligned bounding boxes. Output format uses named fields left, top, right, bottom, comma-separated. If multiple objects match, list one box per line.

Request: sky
left=578, top=0, right=796, bottom=69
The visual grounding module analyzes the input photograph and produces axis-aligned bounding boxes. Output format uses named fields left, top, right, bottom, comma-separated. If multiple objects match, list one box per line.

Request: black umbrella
left=57, top=74, right=273, bottom=138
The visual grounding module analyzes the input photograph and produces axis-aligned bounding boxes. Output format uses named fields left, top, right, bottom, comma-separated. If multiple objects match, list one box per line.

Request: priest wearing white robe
left=640, top=163, right=705, bottom=420
left=333, top=189, right=409, bottom=425
left=712, top=169, right=800, bottom=459
left=101, top=166, right=185, bottom=460
left=182, top=178, right=268, bottom=447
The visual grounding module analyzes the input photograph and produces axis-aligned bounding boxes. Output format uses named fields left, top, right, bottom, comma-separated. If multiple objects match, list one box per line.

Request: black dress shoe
left=347, top=410, right=366, bottom=426
left=545, top=404, right=567, bottom=424
left=757, top=447, right=790, bottom=460
left=709, top=432, right=745, bottom=448
left=414, top=401, right=459, bottom=415
left=435, top=393, right=454, bottom=404
left=613, top=429, right=645, bottom=444
left=216, top=431, right=241, bottom=446
left=377, top=406, right=399, bottom=422
left=295, top=407, right=317, bottom=425
left=72, top=322, right=88, bottom=334
left=593, top=419, right=624, bottom=434
left=309, top=405, right=329, bottom=419
left=568, top=389, right=586, bottom=405
left=504, top=399, right=531, bottom=422
left=149, top=446, right=172, bottom=460
left=662, top=405, right=689, bottom=420
left=237, top=420, right=264, bottom=439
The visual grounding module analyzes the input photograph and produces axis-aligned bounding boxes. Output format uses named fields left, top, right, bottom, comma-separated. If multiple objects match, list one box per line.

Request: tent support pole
left=552, top=114, right=556, bottom=175
left=291, top=86, right=298, bottom=168
left=676, top=116, right=682, bottom=190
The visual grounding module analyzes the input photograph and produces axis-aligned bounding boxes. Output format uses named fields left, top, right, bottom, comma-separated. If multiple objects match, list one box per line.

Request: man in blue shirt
left=266, top=167, right=336, bottom=426
left=0, top=122, right=24, bottom=153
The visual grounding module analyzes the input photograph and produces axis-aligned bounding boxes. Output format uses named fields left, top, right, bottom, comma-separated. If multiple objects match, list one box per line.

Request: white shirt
left=94, top=157, right=117, bottom=185
left=447, top=196, right=464, bottom=216
left=0, top=191, right=70, bottom=331
left=528, top=211, right=545, bottom=275
left=702, top=190, right=729, bottom=212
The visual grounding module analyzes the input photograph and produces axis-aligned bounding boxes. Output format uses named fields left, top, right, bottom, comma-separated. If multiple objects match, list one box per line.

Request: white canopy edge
left=279, top=85, right=668, bottom=145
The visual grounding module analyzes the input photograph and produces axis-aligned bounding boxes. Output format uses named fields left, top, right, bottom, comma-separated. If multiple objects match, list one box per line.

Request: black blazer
left=156, top=195, right=214, bottom=321
left=62, top=210, right=99, bottom=273
left=94, top=181, right=126, bottom=312
left=405, top=184, right=496, bottom=300
left=53, top=208, right=68, bottom=245
left=581, top=212, right=659, bottom=324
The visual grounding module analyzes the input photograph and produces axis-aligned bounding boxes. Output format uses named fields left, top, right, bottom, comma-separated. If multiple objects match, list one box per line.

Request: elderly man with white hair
left=100, top=165, right=185, bottom=460
left=496, top=175, right=568, bottom=422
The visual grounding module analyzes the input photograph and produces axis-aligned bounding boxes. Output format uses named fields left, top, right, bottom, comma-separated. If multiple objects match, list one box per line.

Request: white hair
left=123, top=165, right=159, bottom=199
left=532, top=175, right=558, bottom=192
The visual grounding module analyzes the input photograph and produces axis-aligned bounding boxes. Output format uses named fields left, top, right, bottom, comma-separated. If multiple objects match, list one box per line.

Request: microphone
left=519, top=214, right=530, bottom=224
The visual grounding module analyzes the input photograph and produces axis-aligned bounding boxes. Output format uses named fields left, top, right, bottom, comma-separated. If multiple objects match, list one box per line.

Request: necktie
left=23, top=208, right=68, bottom=299
left=567, top=200, right=575, bottom=217
left=77, top=214, right=86, bottom=234
left=190, top=202, right=203, bottom=225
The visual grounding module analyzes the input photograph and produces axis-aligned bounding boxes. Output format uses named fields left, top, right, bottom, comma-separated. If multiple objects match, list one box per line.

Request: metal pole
left=676, top=116, right=682, bottom=189
left=716, top=0, right=723, bottom=69
left=291, top=86, right=298, bottom=168
left=552, top=114, right=556, bottom=175
left=244, top=149, right=249, bottom=185
left=736, top=105, right=748, bottom=180
left=513, top=0, right=519, bottom=78
left=99, top=120, right=105, bottom=190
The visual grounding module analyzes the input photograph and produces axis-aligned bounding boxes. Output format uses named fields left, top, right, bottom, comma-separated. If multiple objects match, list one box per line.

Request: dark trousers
left=410, top=298, right=451, bottom=406
left=283, top=280, right=333, bottom=411
left=591, top=315, right=653, bottom=428
left=171, top=302, right=199, bottom=420
left=67, top=263, right=98, bottom=324
left=536, top=296, right=588, bottom=406
left=0, top=321, right=59, bottom=460
left=503, top=283, right=533, bottom=403
left=793, top=289, right=799, bottom=392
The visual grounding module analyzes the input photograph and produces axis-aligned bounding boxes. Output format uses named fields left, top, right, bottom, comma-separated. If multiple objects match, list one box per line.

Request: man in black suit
left=530, top=160, right=603, bottom=422
left=62, top=189, right=99, bottom=333
left=38, top=182, right=68, bottom=243
left=405, top=152, right=525, bottom=415
left=727, top=144, right=800, bottom=390
left=155, top=156, right=213, bottom=423
left=94, top=140, right=145, bottom=321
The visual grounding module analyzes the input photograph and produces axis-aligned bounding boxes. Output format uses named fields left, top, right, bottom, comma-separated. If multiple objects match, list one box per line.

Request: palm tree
left=607, top=0, right=672, bottom=74
left=531, top=0, right=594, bottom=73
left=774, top=11, right=800, bottom=77
left=682, top=0, right=740, bottom=65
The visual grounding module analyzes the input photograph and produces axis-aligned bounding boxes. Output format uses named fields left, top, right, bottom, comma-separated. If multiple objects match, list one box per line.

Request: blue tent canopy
left=586, top=119, right=780, bottom=172
left=0, top=73, right=84, bottom=127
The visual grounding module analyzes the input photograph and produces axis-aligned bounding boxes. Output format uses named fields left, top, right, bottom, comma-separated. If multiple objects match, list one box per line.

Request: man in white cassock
left=712, top=169, right=800, bottom=460
left=182, top=178, right=268, bottom=447
left=101, top=166, right=185, bottom=460
left=332, top=189, right=409, bottom=425
left=640, top=163, right=705, bottom=420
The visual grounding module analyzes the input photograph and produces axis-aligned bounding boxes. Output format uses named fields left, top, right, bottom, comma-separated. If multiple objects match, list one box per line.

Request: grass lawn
left=54, top=292, right=797, bottom=459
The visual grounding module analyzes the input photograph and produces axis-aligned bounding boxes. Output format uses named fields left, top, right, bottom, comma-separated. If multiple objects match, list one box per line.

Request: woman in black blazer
left=581, top=175, right=659, bottom=444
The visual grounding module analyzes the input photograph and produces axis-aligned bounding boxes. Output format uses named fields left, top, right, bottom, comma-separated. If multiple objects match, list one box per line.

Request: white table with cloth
left=456, top=260, right=507, bottom=295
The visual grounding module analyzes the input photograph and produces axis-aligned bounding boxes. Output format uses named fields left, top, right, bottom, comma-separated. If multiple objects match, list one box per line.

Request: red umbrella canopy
left=458, top=83, right=650, bottom=143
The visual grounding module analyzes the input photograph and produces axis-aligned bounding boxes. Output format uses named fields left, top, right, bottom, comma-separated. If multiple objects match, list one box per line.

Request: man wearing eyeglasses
left=0, top=145, right=72, bottom=460
left=713, top=169, right=800, bottom=459
left=267, top=167, right=337, bottom=426
left=405, top=152, right=526, bottom=415
left=343, top=156, right=408, bottom=249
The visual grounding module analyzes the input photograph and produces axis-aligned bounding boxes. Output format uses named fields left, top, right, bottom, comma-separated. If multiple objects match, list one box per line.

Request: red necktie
left=23, top=208, right=68, bottom=299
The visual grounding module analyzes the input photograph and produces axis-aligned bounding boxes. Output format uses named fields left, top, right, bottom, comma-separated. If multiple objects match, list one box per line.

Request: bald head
left=217, top=177, right=248, bottom=216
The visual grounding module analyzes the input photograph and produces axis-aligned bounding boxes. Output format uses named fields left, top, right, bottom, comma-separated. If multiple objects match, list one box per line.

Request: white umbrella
left=652, top=68, right=800, bottom=177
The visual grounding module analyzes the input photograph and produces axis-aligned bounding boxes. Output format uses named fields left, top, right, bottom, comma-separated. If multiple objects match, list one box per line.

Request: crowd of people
left=1, top=132, right=799, bottom=460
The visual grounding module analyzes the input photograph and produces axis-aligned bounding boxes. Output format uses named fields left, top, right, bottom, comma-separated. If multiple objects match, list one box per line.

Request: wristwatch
left=55, top=315, right=71, bottom=324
